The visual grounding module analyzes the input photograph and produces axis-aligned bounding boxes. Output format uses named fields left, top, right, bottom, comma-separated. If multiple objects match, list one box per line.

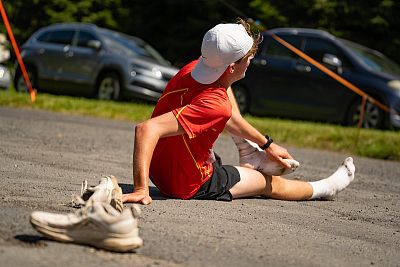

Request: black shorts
left=192, top=153, right=241, bottom=201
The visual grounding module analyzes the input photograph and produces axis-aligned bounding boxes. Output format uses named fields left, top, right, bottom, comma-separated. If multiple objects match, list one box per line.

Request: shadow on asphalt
left=119, top=183, right=166, bottom=200
left=14, top=234, right=48, bottom=247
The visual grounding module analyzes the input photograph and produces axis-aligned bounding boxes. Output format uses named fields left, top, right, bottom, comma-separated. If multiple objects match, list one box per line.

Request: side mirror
left=87, top=40, right=102, bottom=51
left=322, top=53, right=342, bottom=74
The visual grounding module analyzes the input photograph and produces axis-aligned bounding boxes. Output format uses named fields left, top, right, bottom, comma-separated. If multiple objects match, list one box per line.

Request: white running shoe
left=231, top=136, right=300, bottom=176
left=30, top=201, right=143, bottom=252
left=73, top=175, right=123, bottom=213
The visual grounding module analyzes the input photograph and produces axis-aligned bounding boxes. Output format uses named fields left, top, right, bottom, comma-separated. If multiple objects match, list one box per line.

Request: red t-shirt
left=149, top=60, right=232, bottom=199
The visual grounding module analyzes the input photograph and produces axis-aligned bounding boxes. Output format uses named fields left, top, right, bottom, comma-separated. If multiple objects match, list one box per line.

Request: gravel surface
left=0, top=107, right=399, bottom=267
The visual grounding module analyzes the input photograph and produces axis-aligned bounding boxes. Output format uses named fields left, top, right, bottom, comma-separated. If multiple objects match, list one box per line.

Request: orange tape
left=0, top=0, right=36, bottom=102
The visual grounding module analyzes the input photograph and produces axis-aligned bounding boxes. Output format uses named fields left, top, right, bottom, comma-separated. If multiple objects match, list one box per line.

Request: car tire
left=347, top=97, right=386, bottom=129
left=96, top=72, right=120, bottom=100
left=231, top=84, right=250, bottom=114
left=14, top=67, right=36, bottom=93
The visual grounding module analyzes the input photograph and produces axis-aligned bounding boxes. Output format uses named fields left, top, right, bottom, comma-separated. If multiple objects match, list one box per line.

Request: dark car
left=232, top=28, right=400, bottom=129
left=14, top=23, right=179, bottom=101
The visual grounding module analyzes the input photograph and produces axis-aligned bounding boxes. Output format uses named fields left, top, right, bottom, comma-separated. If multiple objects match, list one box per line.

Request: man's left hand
left=265, top=143, right=293, bottom=168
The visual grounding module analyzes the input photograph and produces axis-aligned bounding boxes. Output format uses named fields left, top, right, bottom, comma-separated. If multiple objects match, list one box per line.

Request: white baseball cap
left=191, top=23, right=254, bottom=84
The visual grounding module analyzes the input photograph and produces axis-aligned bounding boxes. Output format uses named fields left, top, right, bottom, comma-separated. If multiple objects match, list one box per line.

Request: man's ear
left=229, top=63, right=235, bottom=74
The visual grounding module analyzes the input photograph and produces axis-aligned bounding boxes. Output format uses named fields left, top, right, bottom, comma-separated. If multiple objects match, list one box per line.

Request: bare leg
left=230, top=157, right=355, bottom=201
left=229, top=166, right=313, bottom=200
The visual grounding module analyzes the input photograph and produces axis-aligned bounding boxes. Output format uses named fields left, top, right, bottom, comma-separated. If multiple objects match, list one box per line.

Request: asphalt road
left=0, top=107, right=399, bottom=267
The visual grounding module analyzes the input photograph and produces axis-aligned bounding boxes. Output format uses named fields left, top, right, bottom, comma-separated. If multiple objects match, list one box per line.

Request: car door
left=295, top=36, right=353, bottom=122
left=62, top=30, right=103, bottom=96
left=35, top=29, right=76, bottom=92
left=245, top=34, right=306, bottom=117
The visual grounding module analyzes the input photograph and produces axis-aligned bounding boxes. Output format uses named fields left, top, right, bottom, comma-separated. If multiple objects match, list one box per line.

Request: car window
left=340, top=39, right=400, bottom=76
left=76, top=31, right=99, bottom=47
left=37, top=30, right=75, bottom=45
left=261, top=35, right=302, bottom=60
left=99, top=29, right=169, bottom=65
left=304, top=37, right=351, bottom=68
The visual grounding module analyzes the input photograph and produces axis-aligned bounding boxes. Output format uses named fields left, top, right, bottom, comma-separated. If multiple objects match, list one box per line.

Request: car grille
left=131, top=80, right=163, bottom=92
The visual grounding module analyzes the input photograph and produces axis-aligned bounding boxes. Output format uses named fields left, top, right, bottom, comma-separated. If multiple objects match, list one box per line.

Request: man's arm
left=122, top=111, right=184, bottom=205
left=225, top=87, right=293, bottom=168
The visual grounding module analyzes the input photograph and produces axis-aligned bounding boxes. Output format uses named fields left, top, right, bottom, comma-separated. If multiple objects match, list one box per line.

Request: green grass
left=246, top=116, right=400, bottom=160
left=0, top=89, right=154, bottom=122
left=1, top=89, right=399, bottom=160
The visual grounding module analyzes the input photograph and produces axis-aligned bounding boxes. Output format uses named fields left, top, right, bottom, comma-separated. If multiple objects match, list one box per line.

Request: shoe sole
left=30, top=217, right=143, bottom=252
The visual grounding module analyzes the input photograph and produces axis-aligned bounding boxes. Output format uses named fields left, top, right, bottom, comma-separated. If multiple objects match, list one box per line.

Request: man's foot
left=73, top=175, right=123, bottom=212
left=310, top=157, right=355, bottom=200
left=30, top=201, right=143, bottom=252
left=231, top=136, right=300, bottom=176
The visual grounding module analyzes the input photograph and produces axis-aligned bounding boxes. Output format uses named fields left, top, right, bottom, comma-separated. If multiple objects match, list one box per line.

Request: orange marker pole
left=0, top=0, right=36, bottom=102
left=357, top=96, right=367, bottom=129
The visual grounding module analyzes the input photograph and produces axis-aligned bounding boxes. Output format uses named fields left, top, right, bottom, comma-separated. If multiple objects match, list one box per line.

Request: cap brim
left=191, top=57, right=228, bottom=85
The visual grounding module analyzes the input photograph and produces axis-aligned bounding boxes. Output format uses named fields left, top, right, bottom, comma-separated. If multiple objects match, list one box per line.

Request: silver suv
left=14, top=23, right=179, bottom=101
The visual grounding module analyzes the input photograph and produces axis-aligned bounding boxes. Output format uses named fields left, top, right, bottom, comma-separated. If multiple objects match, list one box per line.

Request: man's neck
left=216, top=75, right=232, bottom=90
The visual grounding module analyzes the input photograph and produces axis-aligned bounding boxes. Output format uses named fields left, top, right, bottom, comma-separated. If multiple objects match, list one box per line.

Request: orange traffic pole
left=357, top=96, right=367, bottom=129
left=0, top=0, right=36, bottom=102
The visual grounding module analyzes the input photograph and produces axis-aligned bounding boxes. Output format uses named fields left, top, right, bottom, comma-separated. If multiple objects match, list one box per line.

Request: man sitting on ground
left=122, top=18, right=355, bottom=205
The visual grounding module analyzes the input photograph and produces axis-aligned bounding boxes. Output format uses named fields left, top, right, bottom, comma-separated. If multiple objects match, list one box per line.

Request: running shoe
left=30, top=201, right=143, bottom=252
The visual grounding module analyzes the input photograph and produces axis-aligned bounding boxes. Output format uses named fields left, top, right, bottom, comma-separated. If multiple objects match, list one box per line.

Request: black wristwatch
left=259, top=135, right=273, bottom=150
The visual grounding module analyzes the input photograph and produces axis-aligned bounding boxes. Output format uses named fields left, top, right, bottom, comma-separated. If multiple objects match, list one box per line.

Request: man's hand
left=122, top=191, right=152, bottom=205
left=265, top=143, right=293, bottom=168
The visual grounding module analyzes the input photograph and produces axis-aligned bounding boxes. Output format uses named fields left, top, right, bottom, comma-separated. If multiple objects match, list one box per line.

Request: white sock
left=230, top=135, right=299, bottom=176
left=309, top=157, right=355, bottom=200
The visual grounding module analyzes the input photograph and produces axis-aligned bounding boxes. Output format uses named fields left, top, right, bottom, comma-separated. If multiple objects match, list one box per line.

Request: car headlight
left=388, top=80, right=400, bottom=91
left=0, top=68, right=5, bottom=78
left=151, top=67, right=162, bottom=79
left=131, top=63, right=162, bottom=79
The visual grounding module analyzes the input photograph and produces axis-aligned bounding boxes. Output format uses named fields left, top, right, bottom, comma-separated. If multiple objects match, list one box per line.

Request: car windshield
left=341, top=39, right=400, bottom=77
left=99, top=29, right=169, bottom=65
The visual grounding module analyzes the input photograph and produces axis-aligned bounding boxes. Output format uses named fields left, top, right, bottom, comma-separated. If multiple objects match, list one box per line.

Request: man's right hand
left=122, top=192, right=152, bottom=205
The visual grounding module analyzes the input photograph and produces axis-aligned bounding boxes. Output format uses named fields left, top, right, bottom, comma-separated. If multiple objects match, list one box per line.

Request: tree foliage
left=1, top=0, right=399, bottom=65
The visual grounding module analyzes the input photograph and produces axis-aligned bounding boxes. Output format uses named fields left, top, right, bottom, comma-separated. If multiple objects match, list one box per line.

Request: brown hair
left=235, top=17, right=262, bottom=62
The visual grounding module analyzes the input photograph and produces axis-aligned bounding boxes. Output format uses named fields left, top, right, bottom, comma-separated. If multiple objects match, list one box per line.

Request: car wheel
left=97, top=73, right=120, bottom=100
left=231, top=84, right=250, bottom=114
left=347, top=98, right=385, bottom=129
left=14, top=68, right=36, bottom=93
